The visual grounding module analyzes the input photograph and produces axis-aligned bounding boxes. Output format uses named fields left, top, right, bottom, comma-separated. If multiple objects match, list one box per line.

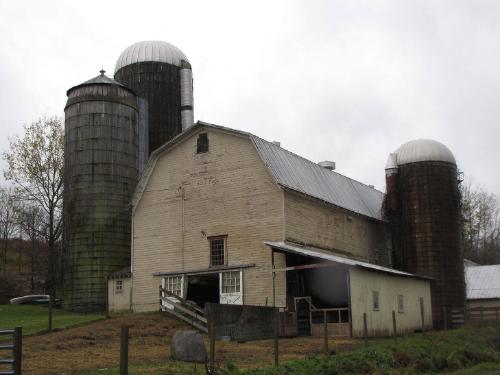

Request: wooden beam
left=272, top=261, right=339, bottom=273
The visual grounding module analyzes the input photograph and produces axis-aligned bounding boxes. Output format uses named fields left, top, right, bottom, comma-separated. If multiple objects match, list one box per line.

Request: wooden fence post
left=209, top=318, right=215, bottom=371
left=363, top=313, right=368, bottom=346
left=274, top=308, right=279, bottom=366
left=120, top=325, right=129, bottom=375
left=105, top=281, right=110, bottom=319
left=443, top=306, right=448, bottom=330
left=323, top=311, right=328, bottom=355
left=392, top=310, right=397, bottom=337
left=14, top=326, right=22, bottom=375
left=48, top=295, right=53, bottom=332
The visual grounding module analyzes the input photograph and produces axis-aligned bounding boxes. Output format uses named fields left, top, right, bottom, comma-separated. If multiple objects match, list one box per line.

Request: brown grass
left=21, top=312, right=358, bottom=375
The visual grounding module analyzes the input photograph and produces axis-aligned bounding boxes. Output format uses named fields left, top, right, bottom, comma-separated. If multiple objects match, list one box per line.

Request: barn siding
left=349, top=267, right=432, bottom=337
left=131, top=129, right=286, bottom=311
left=284, top=191, right=387, bottom=262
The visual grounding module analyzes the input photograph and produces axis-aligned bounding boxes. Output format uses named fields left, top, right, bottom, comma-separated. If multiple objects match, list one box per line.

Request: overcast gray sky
left=1, top=0, right=499, bottom=195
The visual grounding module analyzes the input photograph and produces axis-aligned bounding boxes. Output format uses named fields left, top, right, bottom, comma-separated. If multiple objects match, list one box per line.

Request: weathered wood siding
left=132, top=129, right=286, bottom=311
left=349, top=267, right=432, bottom=337
left=284, top=191, right=387, bottom=262
left=108, top=278, right=132, bottom=312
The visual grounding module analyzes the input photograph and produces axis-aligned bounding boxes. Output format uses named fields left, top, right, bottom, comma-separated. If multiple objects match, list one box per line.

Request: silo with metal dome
left=384, top=139, right=465, bottom=329
left=63, top=71, right=139, bottom=312
left=114, top=40, right=194, bottom=154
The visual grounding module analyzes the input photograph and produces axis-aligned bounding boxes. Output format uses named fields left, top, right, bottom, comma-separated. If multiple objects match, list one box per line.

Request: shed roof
left=466, top=264, right=500, bottom=300
left=265, top=241, right=432, bottom=280
left=132, top=121, right=384, bottom=221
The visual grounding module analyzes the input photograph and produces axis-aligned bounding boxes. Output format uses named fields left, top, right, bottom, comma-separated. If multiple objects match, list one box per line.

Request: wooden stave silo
left=63, top=73, right=138, bottom=312
left=386, top=140, right=465, bottom=329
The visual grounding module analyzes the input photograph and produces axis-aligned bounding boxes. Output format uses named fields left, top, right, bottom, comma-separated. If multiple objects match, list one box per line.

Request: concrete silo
left=63, top=71, right=138, bottom=312
left=385, top=139, right=465, bottom=329
left=114, top=41, right=194, bottom=154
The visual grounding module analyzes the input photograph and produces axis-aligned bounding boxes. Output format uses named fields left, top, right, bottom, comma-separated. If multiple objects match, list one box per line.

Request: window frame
left=372, top=290, right=380, bottom=311
left=209, top=235, right=227, bottom=267
left=115, top=279, right=123, bottom=293
left=196, top=132, right=209, bottom=154
left=221, top=271, right=241, bottom=294
left=163, top=275, right=184, bottom=297
left=398, top=294, right=405, bottom=313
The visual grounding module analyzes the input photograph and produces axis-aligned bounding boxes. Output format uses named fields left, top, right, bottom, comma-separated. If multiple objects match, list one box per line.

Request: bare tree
left=461, top=177, right=500, bottom=264
left=17, top=203, right=45, bottom=291
left=0, top=187, right=18, bottom=272
left=3, top=116, right=64, bottom=295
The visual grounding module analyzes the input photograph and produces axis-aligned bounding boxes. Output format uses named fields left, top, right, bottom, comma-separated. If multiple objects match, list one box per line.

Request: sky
left=0, top=0, right=499, bottom=195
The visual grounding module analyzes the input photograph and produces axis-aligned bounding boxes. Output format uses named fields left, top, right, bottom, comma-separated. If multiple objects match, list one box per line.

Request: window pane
left=210, top=238, right=225, bottom=266
left=221, top=271, right=240, bottom=293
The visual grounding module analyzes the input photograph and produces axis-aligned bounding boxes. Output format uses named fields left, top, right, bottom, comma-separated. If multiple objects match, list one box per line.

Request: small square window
left=398, top=294, right=405, bottom=313
left=209, top=236, right=226, bottom=266
left=373, top=291, right=379, bottom=310
left=164, top=276, right=183, bottom=296
left=197, top=133, right=208, bottom=153
left=115, top=279, right=123, bottom=293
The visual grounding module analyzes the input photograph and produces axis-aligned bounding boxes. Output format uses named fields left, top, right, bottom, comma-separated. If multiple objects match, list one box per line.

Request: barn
left=109, top=121, right=433, bottom=337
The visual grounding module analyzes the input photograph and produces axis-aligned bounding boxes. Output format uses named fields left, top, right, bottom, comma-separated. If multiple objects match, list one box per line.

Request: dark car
left=10, top=295, right=51, bottom=305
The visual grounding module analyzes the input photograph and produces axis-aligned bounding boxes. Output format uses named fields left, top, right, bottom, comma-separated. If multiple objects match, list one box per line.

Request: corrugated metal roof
left=115, top=41, right=188, bottom=72
left=132, top=121, right=385, bottom=221
left=466, top=265, right=500, bottom=300
left=265, top=241, right=431, bottom=279
left=251, top=136, right=384, bottom=220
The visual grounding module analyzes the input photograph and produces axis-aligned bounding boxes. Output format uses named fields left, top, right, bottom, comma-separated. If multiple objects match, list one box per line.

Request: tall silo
left=63, top=71, right=138, bottom=312
left=384, top=139, right=465, bottom=329
left=114, top=40, right=194, bottom=154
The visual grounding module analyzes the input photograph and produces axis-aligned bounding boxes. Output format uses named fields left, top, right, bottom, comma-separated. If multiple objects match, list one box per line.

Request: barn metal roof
left=466, top=264, right=500, bottom=300
left=265, top=241, right=431, bottom=279
left=132, top=122, right=384, bottom=221
left=251, top=136, right=384, bottom=220
left=115, top=41, right=188, bottom=72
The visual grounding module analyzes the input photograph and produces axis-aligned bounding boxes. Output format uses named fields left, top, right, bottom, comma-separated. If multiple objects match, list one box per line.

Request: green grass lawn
left=0, top=304, right=104, bottom=336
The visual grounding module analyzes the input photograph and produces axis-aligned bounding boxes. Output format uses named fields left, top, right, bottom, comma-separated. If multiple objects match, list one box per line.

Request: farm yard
left=1, top=306, right=500, bottom=375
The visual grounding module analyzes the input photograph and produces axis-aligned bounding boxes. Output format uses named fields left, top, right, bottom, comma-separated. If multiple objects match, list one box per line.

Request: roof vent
left=272, top=141, right=281, bottom=147
left=318, top=161, right=336, bottom=171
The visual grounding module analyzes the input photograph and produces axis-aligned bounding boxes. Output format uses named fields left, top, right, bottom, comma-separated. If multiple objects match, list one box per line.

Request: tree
left=0, top=187, right=18, bottom=272
left=3, top=116, right=64, bottom=295
left=460, top=177, right=500, bottom=264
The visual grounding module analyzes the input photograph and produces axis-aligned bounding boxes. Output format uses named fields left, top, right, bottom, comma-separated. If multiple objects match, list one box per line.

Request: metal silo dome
left=114, top=40, right=194, bottom=154
left=393, top=139, right=456, bottom=166
left=115, top=40, right=189, bottom=72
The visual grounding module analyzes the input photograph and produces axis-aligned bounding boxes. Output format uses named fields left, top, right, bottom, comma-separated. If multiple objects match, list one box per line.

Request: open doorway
left=186, top=273, right=219, bottom=308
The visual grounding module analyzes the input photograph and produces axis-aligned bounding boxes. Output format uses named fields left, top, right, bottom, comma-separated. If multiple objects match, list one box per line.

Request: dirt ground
left=21, top=312, right=359, bottom=375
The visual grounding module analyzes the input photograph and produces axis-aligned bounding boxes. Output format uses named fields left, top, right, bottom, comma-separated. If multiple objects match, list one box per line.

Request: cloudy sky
left=0, top=0, right=499, bottom=195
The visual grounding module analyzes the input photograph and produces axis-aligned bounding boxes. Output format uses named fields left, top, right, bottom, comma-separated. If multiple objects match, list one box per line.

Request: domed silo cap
left=393, top=139, right=456, bottom=166
left=115, top=41, right=189, bottom=72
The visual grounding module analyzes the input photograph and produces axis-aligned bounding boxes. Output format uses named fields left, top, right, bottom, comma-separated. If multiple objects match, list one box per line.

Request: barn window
left=209, top=236, right=226, bottom=266
left=115, top=279, right=123, bottom=293
left=221, top=271, right=241, bottom=293
left=197, top=133, right=209, bottom=153
left=372, top=291, right=379, bottom=310
left=398, top=294, right=405, bottom=313
left=164, top=275, right=183, bottom=296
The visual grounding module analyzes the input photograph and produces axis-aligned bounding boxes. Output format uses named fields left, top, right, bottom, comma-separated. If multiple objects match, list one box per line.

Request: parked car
left=9, top=295, right=54, bottom=305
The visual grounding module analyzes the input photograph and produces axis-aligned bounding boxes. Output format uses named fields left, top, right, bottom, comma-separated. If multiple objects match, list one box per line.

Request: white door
left=219, top=270, right=243, bottom=305
left=161, top=275, right=184, bottom=310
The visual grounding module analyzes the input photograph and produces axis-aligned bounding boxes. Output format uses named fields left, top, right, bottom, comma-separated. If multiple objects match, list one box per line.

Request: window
left=115, top=279, right=123, bottom=293
left=372, top=291, right=379, bottom=310
left=209, top=236, right=226, bottom=266
left=197, top=133, right=208, bottom=153
left=221, top=271, right=241, bottom=294
left=398, top=294, right=405, bottom=313
left=164, top=276, right=183, bottom=296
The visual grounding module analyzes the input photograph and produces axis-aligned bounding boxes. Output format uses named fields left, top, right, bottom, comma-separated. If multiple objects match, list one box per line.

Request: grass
left=71, top=326, right=500, bottom=375
left=0, top=304, right=104, bottom=336
left=223, top=326, right=500, bottom=375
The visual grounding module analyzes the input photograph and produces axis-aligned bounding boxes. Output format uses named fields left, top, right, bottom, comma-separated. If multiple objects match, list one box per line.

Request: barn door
left=161, top=275, right=184, bottom=310
left=219, top=270, right=243, bottom=305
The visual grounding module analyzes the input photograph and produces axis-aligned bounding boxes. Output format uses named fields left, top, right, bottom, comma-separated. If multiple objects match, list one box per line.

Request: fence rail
left=0, top=327, right=22, bottom=375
